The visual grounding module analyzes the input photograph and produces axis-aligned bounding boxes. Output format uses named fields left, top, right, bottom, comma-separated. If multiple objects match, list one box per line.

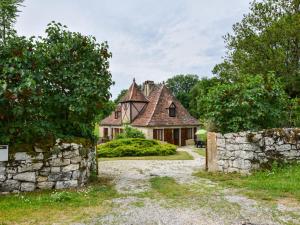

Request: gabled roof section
left=100, top=104, right=122, bottom=126
left=131, top=84, right=200, bottom=127
left=120, top=79, right=149, bottom=103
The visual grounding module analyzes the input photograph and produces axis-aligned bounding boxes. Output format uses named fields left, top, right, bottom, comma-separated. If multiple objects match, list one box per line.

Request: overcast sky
left=16, top=0, right=251, bottom=99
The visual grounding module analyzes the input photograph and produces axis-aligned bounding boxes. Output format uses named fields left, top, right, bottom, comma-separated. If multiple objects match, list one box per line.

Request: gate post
left=206, top=132, right=218, bottom=172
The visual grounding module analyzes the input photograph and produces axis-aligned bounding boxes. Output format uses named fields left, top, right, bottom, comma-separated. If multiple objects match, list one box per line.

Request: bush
left=115, top=125, right=145, bottom=139
left=97, top=138, right=176, bottom=157
left=0, top=22, right=113, bottom=144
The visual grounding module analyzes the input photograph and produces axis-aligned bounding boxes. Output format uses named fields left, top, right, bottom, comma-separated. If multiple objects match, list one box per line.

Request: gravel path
left=87, top=146, right=300, bottom=225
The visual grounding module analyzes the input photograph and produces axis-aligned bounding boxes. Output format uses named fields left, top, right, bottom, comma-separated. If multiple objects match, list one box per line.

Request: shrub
left=97, top=138, right=176, bottom=157
left=115, top=125, right=145, bottom=139
left=0, top=22, right=113, bottom=145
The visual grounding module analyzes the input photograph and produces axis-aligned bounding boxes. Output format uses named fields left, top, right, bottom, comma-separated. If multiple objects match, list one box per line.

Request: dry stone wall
left=0, top=139, right=96, bottom=193
left=208, top=128, right=300, bottom=174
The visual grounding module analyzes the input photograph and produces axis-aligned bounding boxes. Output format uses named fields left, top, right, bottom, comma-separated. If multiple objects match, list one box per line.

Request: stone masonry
left=207, top=128, right=300, bottom=174
left=0, top=139, right=96, bottom=193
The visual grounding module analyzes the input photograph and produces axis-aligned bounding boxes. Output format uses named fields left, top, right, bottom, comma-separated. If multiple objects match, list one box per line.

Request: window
left=153, top=129, right=163, bottom=141
left=169, top=103, right=176, bottom=117
left=115, top=111, right=121, bottom=119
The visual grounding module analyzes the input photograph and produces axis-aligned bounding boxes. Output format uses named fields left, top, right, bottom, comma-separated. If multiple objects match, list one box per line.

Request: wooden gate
left=164, top=129, right=173, bottom=144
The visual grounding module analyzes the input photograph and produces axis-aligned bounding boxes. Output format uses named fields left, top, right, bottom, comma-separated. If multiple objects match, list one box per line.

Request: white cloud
left=15, top=0, right=250, bottom=98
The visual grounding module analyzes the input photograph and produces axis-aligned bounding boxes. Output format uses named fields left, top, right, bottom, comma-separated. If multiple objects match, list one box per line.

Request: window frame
left=169, top=103, right=176, bottom=117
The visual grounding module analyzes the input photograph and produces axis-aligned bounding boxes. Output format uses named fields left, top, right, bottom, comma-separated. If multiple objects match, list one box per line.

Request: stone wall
left=0, top=139, right=96, bottom=193
left=207, top=128, right=300, bottom=174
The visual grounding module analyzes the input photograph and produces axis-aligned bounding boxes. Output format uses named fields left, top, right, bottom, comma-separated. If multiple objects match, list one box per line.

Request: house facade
left=99, top=79, right=200, bottom=146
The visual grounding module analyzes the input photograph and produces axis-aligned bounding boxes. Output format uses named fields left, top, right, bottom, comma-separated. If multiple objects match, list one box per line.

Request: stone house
left=99, top=79, right=200, bottom=146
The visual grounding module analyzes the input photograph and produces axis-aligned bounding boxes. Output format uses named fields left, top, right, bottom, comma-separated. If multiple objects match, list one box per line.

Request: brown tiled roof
left=120, top=79, right=148, bottom=103
left=132, top=85, right=199, bottom=127
left=101, top=81, right=200, bottom=127
left=100, top=105, right=122, bottom=126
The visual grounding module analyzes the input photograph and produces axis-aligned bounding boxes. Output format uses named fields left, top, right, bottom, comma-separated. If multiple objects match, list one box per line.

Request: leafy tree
left=213, top=0, right=300, bottom=97
left=166, top=74, right=199, bottom=110
left=204, top=74, right=289, bottom=133
left=114, top=89, right=127, bottom=103
left=0, top=22, right=113, bottom=144
left=0, top=0, right=23, bottom=44
left=189, top=77, right=220, bottom=119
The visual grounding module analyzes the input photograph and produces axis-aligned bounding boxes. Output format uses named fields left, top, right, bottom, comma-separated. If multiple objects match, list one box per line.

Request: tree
left=114, top=89, right=127, bottom=103
left=0, top=0, right=23, bottom=44
left=213, top=0, right=300, bottom=97
left=204, top=74, right=289, bottom=133
left=166, top=74, right=199, bottom=110
left=189, top=77, right=220, bottom=119
left=0, top=22, right=113, bottom=144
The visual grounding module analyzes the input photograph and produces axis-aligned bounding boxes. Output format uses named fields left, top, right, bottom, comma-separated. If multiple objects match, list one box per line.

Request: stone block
left=0, top=180, right=20, bottom=192
left=13, top=172, right=36, bottom=182
left=21, top=182, right=36, bottom=192
left=49, top=158, right=70, bottom=167
left=48, top=172, right=72, bottom=181
left=70, top=156, right=82, bottom=164
left=0, top=174, right=6, bottom=182
left=14, top=152, right=32, bottom=161
left=34, top=147, right=46, bottom=153
left=0, top=167, right=5, bottom=176
left=226, top=144, right=239, bottom=151
left=216, top=138, right=226, bottom=148
left=63, top=150, right=79, bottom=159
left=35, top=153, right=44, bottom=160
left=72, top=170, right=81, bottom=180
left=37, top=182, right=54, bottom=189
left=275, top=144, right=291, bottom=152
left=51, top=167, right=61, bottom=173
left=37, top=176, right=48, bottom=182
left=61, top=143, right=71, bottom=149
left=264, top=137, right=274, bottom=146
left=235, top=136, right=248, bottom=144
left=55, top=180, right=78, bottom=189
left=224, top=133, right=234, bottom=139
left=71, top=143, right=81, bottom=150
left=18, top=162, right=43, bottom=173
left=62, top=164, right=79, bottom=172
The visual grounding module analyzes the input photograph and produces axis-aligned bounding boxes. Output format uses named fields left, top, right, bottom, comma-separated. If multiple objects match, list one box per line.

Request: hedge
left=97, top=138, right=177, bottom=157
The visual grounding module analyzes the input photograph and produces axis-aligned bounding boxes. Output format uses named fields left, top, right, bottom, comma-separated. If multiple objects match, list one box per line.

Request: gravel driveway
left=86, top=146, right=300, bottom=225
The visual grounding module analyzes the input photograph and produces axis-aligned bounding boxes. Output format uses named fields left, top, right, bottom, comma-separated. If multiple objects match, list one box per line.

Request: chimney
left=142, top=80, right=155, bottom=97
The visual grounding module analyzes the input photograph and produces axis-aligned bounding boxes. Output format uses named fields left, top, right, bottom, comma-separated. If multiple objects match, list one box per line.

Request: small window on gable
left=169, top=103, right=176, bottom=117
left=115, top=111, right=120, bottom=119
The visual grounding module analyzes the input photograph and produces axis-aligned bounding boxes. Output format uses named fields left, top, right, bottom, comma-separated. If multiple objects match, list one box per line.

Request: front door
left=173, top=129, right=179, bottom=145
left=164, top=129, right=173, bottom=144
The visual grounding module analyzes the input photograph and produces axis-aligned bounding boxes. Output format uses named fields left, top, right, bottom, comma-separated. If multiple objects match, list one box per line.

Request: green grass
left=194, top=147, right=206, bottom=157
left=0, top=178, right=120, bottom=225
left=99, top=151, right=193, bottom=161
left=195, top=163, right=300, bottom=202
left=97, top=138, right=177, bottom=157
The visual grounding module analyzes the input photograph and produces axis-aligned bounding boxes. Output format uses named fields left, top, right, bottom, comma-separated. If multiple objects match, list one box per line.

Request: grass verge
left=195, top=163, right=300, bottom=202
left=0, top=177, right=120, bottom=225
left=99, top=151, right=193, bottom=161
left=194, top=147, right=206, bottom=157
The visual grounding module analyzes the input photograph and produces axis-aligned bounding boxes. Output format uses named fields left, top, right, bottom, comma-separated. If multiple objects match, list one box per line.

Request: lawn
left=99, top=151, right=193, bottom=161
left=194, top=147, right=206, bottom=157
left=0, top=177, right=120, bottom=225
left=195, top=163, right=300, bottom=202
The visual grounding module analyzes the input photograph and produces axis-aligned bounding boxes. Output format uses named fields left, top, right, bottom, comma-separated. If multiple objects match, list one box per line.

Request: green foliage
left=0, top=22, right=113, bottom=144
left=195, top=163, right=300, bottom=201
left=203, top=74, right=289, bottom=133
left=115, top=125, right=145, bottom=139
left=97, top=138, right=177, bottom=157
left=166, top=74, right=199, bottom=110
left=0, top=0, right=23, bottom=44
left=114, top=89, right=128, bottom=103
left=189, top=77, right=220, bottom=119
left=213, top=0, right=300, bottom=97
left=288, top=98, right=300, bottom=127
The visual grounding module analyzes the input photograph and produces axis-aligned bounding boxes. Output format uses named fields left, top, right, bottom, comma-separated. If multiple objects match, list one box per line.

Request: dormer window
left=169, top=103, right=176, bottom=117
left=115, top=111, right=120, bottom=119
